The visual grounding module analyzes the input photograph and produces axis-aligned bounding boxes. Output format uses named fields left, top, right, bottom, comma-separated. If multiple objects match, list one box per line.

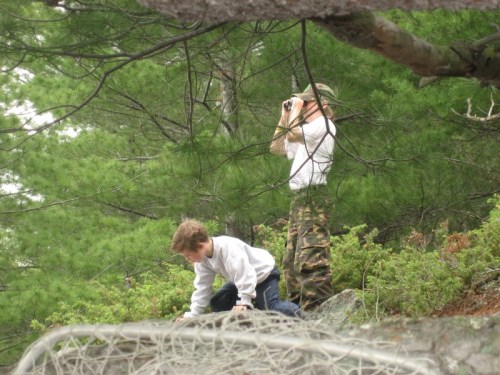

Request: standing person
left=171, top=219, right=301, bottom=319
left=270, top=83, right=336, bottom=311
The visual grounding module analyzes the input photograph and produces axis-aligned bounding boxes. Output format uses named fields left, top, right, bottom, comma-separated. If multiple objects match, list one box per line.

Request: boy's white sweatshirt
left=184, top=236, right=275, bottom=317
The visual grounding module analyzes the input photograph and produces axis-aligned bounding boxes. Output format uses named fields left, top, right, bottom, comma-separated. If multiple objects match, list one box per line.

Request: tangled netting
left=14, top=310, right=438, bottom=375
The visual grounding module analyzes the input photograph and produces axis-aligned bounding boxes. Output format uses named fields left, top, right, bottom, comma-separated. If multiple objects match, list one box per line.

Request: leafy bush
left=355, top=196, right=499, bottom=321
left=331, top=225, right=463, bottom=320
left=450, top=195, right=499, bottom=288
left=330, top=224, right=392, bottom=292
left=31, top=265, right=195, bottom=333
left=253, top=223, right=287, bottom=265
left=362, top=249, right=462, bottom=318
left=253, top=209, right=498, bottom=322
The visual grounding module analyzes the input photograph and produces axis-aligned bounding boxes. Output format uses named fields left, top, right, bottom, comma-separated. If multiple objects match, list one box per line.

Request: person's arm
left=232, top=256, right=257, bottom=308
left=269, top=116, right=289, bottom=156
left=286, top=123, right=305, bottom=143
left=285, top=98, right=305, bottom=143
left=270, top=98, right=306, bottom=154
left=183, top=264, right=215, bottom=318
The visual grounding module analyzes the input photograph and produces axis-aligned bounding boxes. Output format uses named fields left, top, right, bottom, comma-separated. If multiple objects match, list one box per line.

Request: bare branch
left=452, top=96, right=500, bottom=122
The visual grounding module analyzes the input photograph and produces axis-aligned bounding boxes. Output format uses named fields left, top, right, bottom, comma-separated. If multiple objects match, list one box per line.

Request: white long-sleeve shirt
left=184, top=236, right=275, bottom=317
left=285, top=116, right=335, bottom=191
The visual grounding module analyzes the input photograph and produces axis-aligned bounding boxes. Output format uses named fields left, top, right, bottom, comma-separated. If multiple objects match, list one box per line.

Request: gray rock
left=304, top=288, right=362, bottom=328
left=307, top=289, right=499, bottom=375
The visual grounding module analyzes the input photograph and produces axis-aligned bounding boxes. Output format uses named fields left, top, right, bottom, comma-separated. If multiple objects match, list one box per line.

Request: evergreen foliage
left=30, top=266, right=196, bottom=331
left=0, top=1, right=498, bottom=367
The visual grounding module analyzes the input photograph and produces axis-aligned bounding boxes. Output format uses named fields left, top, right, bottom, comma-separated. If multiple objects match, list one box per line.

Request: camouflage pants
left=283, top=185, right=333, bottom=311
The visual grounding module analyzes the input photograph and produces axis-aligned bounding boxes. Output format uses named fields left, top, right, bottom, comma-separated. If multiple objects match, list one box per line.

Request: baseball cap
left=292, top=83, right=336, bottom=102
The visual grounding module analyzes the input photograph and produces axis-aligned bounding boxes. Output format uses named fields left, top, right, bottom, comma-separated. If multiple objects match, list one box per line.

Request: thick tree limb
left=313, top=13, right=500, bottom=87
left=137, top=0, right=499, bottom=23
left=137, top=0, right=500, bottom=87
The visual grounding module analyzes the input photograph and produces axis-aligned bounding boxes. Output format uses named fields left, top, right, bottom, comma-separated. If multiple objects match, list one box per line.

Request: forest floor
left=431, top=276, right=499, bottom=317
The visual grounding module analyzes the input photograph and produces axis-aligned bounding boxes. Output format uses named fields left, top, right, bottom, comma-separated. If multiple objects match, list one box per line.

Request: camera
left=284, top=100, right=293, bottom=111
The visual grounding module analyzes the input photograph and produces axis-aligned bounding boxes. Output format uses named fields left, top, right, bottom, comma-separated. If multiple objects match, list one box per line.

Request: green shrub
left=253, top=223, right=287, bottom=266
left=341, top=198, right=499, bottom=322
left=450, top=195, right=499, bottom=288
left=330, top=225, right=392, bottom=292
left=363, top=249, right=462, bottom=318
left=31, top=265, right=195, bottom=333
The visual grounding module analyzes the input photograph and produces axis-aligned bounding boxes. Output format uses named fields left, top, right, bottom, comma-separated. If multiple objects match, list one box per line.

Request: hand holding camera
left=272, top=97, right=304, bottom=154
left=283, top=97, right=303, bottom=111
left=283, top=99, right=293, bottom=112
left=282, top=96, right=305, bottom=127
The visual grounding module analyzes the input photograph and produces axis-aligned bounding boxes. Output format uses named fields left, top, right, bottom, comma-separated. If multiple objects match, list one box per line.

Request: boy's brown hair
left=171, top=219, right=209, bottom=253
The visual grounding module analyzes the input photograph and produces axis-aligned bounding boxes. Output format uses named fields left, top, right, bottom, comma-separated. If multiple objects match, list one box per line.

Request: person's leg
left=282, top=195, right=301, bottom=305
left=210, top=283, right=238, bottom=312
left=255, top=268, right=300, bottom=317
left=295, top=187, right=334, bottom=310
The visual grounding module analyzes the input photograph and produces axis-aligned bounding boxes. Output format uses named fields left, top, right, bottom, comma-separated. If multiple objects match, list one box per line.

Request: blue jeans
left=210, top=268, right=300, bottom=317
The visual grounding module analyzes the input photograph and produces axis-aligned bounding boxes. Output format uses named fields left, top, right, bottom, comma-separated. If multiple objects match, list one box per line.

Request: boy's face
left=180, top=247, right=204, bottom=263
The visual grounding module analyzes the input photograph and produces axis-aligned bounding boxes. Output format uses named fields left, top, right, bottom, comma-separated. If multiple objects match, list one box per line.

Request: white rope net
left=14, top=310, right=438, bottom=375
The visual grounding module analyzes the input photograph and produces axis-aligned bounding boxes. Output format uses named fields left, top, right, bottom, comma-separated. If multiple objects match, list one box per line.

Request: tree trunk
left=218, top=57, right=238, bottom=136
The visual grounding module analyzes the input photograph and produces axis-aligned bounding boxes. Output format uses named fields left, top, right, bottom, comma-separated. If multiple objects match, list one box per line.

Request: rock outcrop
left=308, top=289, right=499, bottom=375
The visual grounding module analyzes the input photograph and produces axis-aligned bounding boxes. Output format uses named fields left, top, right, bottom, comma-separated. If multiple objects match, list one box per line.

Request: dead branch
left=452, top=94, right=500, bottom=122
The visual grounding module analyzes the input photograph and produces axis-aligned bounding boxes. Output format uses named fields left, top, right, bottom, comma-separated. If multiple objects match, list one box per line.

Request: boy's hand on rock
left=232, top=305, right=248, bottom=312
left=175, top=315, right=185, bottom=323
